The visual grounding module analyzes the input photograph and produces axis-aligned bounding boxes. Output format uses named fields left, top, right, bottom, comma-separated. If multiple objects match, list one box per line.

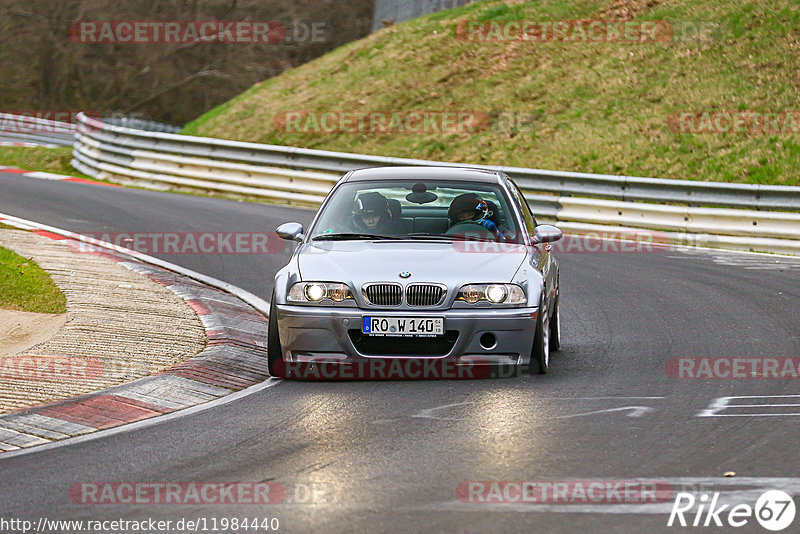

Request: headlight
left=456, top=284, right=525, bottom=305
left=461, top=285, right=483, bottom=304
left=486, top=284, right=508, bottom=303
left=288, top=282, right=353, bottom=303
left=305, top=283, right=326, bottom=301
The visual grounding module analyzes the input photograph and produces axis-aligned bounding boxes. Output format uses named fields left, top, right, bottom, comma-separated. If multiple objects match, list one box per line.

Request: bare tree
left=0, top=0, right=374, bottom=124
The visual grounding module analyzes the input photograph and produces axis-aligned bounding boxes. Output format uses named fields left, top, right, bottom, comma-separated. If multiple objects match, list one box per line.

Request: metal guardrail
left=0, top=114, right=76, bottom=147
left=372, top=0, right=478, bottom=32
left=70, top=112, right=800, bottom=254
left=0, top=113, right=180, bottom=148
left=101, top=117, right=181, bottom=134
left=72, top=112, right=800, bottom=212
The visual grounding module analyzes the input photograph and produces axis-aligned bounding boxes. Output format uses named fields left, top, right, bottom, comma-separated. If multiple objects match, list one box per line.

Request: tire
left=267, top=293, right=286, bottom=378
left=550, top=293, right=561, bottom=353
left=529, top=304, right=550, bottom=375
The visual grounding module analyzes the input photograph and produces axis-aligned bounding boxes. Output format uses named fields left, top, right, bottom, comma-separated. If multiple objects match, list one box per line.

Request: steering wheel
left=445, top=220, right=495, bottom=238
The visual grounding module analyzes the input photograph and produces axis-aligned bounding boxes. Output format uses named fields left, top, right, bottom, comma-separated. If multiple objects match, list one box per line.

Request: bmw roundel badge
left=399, top=272, right=411, bottom=279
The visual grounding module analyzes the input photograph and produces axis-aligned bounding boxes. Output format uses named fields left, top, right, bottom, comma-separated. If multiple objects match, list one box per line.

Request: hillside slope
left=183, top=0, right=800, bottom=185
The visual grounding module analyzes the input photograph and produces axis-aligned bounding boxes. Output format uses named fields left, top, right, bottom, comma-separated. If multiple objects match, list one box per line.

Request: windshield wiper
left=312, top=233, right=404, bottom=241
left=396, top=233, right=498, bottom=243
left=394, top=233, right=455, bottom=241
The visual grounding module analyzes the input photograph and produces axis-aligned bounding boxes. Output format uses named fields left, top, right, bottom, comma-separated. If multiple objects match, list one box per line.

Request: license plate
left=362, top=316, right=444, bottom=337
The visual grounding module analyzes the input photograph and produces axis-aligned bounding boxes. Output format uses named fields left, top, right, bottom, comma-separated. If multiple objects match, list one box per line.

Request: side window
left=507, top=180, right=537, bottom=234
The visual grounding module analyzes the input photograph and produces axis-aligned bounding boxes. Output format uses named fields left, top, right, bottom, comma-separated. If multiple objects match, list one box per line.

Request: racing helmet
left=353, top=192, right=391, bottom=230
left=448, top=193, right=483, bottom=225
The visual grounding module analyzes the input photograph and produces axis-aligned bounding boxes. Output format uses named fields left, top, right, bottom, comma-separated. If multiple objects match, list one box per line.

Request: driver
left=448, top=193, right=504, bottom=239
left=352, top=192, right=393, bottom=233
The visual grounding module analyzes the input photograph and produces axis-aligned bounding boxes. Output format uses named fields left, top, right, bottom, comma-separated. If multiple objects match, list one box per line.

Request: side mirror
left=276, top=222, right=304, bottom=242
left=532, top=224, right=563, bottom=244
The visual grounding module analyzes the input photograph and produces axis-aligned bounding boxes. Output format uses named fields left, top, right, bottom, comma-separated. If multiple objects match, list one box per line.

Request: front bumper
left=275, top=304, right=539, bottom=369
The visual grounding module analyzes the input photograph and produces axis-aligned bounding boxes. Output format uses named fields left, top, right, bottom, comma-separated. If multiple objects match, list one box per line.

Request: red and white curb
left=0, top=165, right=118, bottom=187
left=0, top=213, right=274, bottom=454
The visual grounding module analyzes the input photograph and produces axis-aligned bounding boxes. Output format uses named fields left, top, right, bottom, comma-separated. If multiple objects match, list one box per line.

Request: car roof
left=342, top=166, right=504, bottom=183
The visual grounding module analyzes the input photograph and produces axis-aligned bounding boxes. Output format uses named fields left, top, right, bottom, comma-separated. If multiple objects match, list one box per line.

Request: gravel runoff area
left=0, top=229, right=207, bottom=414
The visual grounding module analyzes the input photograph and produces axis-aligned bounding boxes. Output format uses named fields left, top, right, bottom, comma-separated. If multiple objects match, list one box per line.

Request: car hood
left=297, top=240, right=528, bottom=287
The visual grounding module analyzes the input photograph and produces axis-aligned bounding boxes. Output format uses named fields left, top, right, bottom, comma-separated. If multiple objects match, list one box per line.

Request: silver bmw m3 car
left=269, top=166, right=563, bottom=379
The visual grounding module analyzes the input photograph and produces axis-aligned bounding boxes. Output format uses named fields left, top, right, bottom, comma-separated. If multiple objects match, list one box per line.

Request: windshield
left=309, top=179, right=521, bottom=242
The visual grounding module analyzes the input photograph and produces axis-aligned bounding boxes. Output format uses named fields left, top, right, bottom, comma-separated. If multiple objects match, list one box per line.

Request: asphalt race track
left=1, top=171, right=800, bottom=533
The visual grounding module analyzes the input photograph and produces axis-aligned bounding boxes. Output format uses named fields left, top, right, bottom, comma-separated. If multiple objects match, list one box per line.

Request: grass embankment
left=0, top=245, right=67, bottom=314
left=0, top=146, right=91, bottom=178
left=184, top=0, right=800, bottom=186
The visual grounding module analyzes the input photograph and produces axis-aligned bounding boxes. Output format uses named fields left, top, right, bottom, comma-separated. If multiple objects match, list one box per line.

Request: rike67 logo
left=668, top=490, right=796, bottom=531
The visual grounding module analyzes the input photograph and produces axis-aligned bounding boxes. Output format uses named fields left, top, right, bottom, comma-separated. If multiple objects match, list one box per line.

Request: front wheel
left=529, top=307, right=550, bottom=374
left=267, top=293, right=286, bottom=378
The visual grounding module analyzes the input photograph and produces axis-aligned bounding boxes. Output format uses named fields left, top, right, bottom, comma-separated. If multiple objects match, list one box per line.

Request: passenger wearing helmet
left=352, top=192, right=393, bottom=233
left=448, top=193, right=505, bottom=240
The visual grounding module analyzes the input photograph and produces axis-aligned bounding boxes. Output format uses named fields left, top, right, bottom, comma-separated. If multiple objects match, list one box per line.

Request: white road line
left=698, top=395, right=800, bottom=417
left=669, top=247, right=800, bottom=269
left=0, top=212, right=270, bottom=313
left=549, top=397, right=666, bottom=400
left=412, top=402, right=476, bottom=420
left=408, top=398, right=665, bottom=422
left=0, top=379, right=281, bottom=460
left=0, top=212, right=281, bottom=460
left=22, top=171, right=72, bottom=180
left=553, top=406, right=654, bottom=419
left=427, top=477, right=800, bottom=515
